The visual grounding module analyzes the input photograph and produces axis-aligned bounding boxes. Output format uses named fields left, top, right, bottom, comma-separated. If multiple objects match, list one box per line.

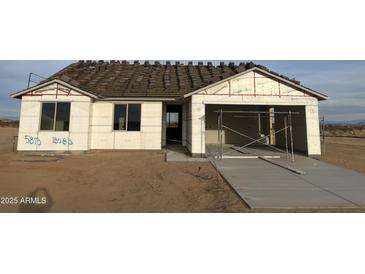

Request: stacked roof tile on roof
left=44, top=60, right=302, bottom=98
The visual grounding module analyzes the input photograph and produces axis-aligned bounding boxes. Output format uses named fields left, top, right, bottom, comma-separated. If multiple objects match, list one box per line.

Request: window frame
left=39, top=101, right=71, bottom=132
left=113, top=103, right=142, bottom=132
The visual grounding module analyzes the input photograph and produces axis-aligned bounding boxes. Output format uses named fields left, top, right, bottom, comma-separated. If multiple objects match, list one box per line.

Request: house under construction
left=11, top=61, right=328, bottom=157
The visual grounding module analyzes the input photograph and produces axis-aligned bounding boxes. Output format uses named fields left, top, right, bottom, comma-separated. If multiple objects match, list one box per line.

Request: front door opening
left=166, top=105, right=182, bottom=144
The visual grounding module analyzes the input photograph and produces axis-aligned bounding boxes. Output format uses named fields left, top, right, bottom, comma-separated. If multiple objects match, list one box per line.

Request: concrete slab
left=165, top=146, right=208, bottom=162
left=207, top=145, right=365, bottom=208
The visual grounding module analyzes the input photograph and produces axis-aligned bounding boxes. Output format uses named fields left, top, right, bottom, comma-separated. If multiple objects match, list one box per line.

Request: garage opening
left=205, top=105, right=308, bottom=161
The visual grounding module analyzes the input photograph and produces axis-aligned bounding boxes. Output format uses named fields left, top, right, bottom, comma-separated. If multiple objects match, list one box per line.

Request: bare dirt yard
left=321, top=137, right=365, bottom=175
left=1, top=127, right=365, bottom=213
left=0, top=127, right=247, bottom=213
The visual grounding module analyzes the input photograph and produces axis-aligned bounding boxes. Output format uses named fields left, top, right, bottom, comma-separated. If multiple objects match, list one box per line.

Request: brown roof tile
left=44, top=60, right=303, bottom=98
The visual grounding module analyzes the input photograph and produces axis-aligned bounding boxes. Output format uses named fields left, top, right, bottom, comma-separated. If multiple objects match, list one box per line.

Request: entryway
left=166, top=105, right=182, bottom=144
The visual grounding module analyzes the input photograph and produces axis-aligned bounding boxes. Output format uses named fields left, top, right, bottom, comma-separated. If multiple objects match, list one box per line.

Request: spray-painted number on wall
left=52, top=137, right=73, bottom=145
left=25, top=135, right=41, bottom=146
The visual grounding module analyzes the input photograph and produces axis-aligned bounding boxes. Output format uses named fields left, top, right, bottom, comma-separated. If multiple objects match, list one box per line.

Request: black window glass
left=114, top=105, right=127, bottom=130
left=55, top=102, right=71, bottom=131
left=40, top=103, right=55, bottom=130
left=127, top=104, right=141, bottom=131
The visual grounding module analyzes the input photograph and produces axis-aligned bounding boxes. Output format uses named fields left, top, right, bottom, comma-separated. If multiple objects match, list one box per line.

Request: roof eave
left=10, top=79, right=100, bottom=99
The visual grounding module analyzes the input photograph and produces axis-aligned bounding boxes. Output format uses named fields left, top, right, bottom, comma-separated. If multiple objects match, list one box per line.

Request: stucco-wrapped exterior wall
left=161, top=103, right=167, bottom=146
left=17, top=83, right=92, bottom=151
left=305, top=104, right=321, bottom=155
left=16, top=83, right=163, bottom=151
left=185, top=97, right=192, bottom=152
left=90, top=101, right=162, bottom=150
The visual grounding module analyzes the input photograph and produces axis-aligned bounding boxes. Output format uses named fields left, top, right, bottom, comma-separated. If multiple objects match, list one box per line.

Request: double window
left=40, top=102, right=140, bottom=132
left=40, top=102, right=71, bottom=131
left=114, top=104, right=141, bottom=131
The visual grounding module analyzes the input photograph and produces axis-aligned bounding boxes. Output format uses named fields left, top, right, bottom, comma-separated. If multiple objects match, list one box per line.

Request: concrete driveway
left=208, top=146, right=365, bottom=208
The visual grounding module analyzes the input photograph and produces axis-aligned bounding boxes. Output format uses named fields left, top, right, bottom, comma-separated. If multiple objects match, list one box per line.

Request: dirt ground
left=1, top=127, right=365, bottom=213
left=321, top=137, right=365, bottom=175
left=0, top=127, right=247, bottom=213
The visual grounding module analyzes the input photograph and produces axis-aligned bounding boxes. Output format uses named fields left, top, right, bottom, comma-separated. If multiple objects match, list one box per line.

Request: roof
left=11, top=61, right=328, bottom=100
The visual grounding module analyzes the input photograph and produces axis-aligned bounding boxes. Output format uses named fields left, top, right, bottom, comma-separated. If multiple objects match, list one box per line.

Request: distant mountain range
left=0, top=115, right=18, bottom=121
left=0, top=118, right=18, bottom=122
left=325, top=119, right=365, bottom=126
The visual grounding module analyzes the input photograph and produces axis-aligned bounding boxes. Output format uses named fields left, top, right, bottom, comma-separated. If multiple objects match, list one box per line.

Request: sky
left=0, top=60, right=364, bottom=123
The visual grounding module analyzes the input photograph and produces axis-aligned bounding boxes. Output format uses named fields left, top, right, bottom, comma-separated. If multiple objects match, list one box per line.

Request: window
left=40, top=102, right=71, bottom=131
left=114, top=104, right=141, bottom=131
left=114, top=104, right=127, bottom=130
left=40, top=103, right=55, bottom=130
left=127, top=104, right=141, bottom=131
left=55, top=103, right=70, bottom=131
